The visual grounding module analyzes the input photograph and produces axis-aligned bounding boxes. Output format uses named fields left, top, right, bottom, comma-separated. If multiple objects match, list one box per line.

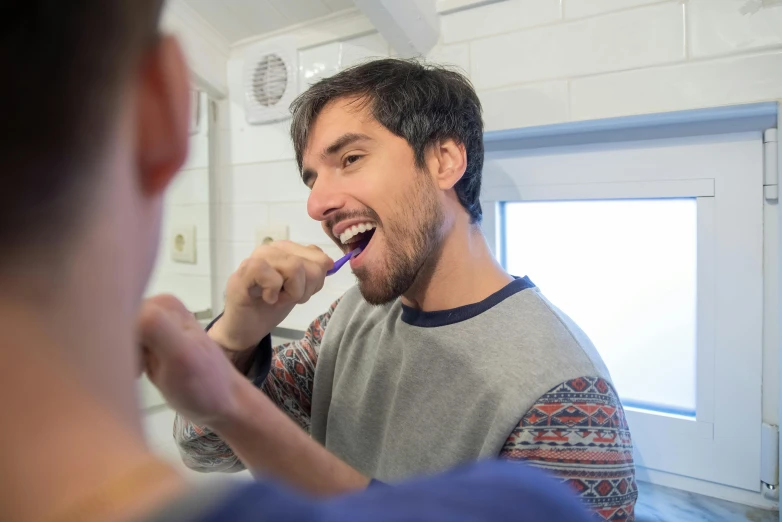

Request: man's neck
left=402, top=219, right=513, bottom=312
left=0, top=284, right=183, bottom=521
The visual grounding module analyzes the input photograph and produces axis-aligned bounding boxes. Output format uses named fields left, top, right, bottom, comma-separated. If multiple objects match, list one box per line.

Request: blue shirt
left=188, top=461, right=592, bottom=521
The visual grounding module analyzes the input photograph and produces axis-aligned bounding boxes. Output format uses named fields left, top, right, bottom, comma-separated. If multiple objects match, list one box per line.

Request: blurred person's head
left=0, top=3, right=191, bottom=520
left=0, top=0, right=190, bottom=423
left=0, top=0, right=188, bottom=337
left=290, top=59, right=484, bottom=305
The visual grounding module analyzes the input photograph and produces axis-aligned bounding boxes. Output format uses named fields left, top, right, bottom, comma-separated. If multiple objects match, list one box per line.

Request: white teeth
left=338, top=222, right=376, bottom=244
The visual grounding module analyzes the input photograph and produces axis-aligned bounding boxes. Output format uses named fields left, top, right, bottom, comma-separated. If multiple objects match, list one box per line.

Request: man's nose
left=307, top=175, right=346, bottom=222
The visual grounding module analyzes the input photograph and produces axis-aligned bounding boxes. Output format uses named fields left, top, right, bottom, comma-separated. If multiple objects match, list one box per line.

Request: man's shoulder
left=496, top=285, right=613, bottom=381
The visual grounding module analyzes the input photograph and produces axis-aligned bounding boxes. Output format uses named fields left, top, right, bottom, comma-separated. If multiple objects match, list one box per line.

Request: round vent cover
left=243, top=37, right=298, bottom=124
left=252, top=54, right=288, bottom=107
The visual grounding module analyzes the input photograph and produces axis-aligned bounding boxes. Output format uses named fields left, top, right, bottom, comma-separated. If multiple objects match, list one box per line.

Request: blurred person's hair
left=0, top=1, right=163, bottom=267
left=290, top=58, right=485, bottom=224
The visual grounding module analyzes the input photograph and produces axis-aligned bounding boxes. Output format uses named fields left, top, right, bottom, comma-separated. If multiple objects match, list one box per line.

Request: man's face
left=302, top=97, right=444, bottom=305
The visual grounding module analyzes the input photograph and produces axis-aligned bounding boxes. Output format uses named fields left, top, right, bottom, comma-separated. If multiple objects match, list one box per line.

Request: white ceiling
left=182, top=0, right=356, bottom=44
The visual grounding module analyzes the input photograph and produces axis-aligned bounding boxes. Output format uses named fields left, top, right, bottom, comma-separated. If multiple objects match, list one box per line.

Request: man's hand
left=210, top=241, right=334, bottom=354
left=139, top=294, right=244, bottom=427
left=139, top=294, right=370, bottom=495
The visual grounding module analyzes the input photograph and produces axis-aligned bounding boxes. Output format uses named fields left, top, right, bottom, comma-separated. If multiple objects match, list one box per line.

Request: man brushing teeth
left=165, top=59, right=637, bottom=521
left=331, top=216, right=376, bottom=263
left=335, top=221, right=375, bottom=250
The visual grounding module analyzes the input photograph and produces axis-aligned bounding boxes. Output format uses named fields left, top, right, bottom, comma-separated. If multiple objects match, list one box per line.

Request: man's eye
left=344, top=155, right=363, bottom=167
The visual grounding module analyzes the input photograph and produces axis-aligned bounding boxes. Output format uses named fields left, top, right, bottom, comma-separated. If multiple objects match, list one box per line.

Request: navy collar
left=400, top=276, right=535, bottom=328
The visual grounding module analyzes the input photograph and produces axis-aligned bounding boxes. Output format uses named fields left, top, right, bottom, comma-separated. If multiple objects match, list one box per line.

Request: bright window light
left=502, top=199, right=697, bottom=416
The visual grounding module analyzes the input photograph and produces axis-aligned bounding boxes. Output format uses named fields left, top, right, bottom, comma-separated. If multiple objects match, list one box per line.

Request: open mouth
left=338, top=222, right=377, bottom=255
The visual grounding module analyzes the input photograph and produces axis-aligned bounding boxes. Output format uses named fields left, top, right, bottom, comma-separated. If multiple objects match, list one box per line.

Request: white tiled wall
left=571, top=51, right=782, bottom=120
left=431, top=0, right=782, bottom=130
left=146, top=92, right=213, bottom=315
left=141, top=92, right=215, bottom=411
left=563, top=0, right=662, bottom=19
left=688, top=0, right=782, bottom=58
left=214, top=1, right=782, bottom=330
left=472, top=3, right=685, bottom=89
left=441, top=0, right=562, bottom=43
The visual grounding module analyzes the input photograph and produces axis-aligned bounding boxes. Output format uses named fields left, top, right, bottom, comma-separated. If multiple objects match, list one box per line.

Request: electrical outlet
left=171, top=225, right=196, bottom=263
left=256, top=225, right=289, bottom=246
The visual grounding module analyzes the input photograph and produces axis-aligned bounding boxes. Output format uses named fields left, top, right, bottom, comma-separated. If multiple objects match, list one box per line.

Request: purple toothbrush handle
left=326, top=245, right=363, bottom=276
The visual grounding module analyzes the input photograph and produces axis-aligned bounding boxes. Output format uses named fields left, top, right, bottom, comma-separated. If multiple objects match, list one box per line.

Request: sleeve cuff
left=205, top=312, right=273, bottom=388
left=250, top=334, right=272, bottom=387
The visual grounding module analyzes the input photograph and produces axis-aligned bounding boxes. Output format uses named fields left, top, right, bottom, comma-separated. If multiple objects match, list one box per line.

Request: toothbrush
left=326, top=244, right=364, bottom=276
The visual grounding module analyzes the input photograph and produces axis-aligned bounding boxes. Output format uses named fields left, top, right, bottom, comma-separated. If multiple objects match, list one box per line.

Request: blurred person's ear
left=136, top=35, right=190, bottom=196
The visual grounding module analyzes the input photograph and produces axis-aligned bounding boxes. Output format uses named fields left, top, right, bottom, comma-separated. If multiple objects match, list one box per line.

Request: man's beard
left=354, top=174, right=444, bottom=305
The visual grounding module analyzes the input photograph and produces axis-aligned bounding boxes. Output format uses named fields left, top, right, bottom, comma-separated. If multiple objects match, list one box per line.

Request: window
left=502, top=199, right=697, bottom=416
left=481, top=129, right=766, bottom=495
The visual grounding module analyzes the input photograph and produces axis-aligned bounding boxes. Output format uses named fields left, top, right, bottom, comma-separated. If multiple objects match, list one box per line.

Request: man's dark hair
left=290, top=59, right=484, bottom=223
left=0, top=1, right=163, bottom=264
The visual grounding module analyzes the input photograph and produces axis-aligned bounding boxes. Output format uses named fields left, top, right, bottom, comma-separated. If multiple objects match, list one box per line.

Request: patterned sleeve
left=499, top=377, right=638, bottom=522
left=260, top=298, right=341, bottom=432
left=174, top=298, right=342, bottom=473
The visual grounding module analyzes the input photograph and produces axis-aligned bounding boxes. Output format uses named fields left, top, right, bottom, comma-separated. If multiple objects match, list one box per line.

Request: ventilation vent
left=243, top=38, right=298, bottom=124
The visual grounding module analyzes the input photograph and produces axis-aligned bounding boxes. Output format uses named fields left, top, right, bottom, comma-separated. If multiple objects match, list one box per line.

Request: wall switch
left=171, top=225, right=197, bottom=263
left=256, top=225, right=289, bottom=246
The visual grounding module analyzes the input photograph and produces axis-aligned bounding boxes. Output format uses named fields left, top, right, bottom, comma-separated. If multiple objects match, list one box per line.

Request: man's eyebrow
left=301, top=133, right=372, bottom=186
left=321, top=133, right=372, bottom=160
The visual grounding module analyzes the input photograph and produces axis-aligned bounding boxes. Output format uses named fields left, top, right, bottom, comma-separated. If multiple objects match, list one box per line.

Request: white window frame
left=480, top=103, right=779, bottom=505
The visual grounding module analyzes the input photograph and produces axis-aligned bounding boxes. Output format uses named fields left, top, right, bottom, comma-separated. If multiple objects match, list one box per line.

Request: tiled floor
left=144, top=407, right=779, bottom=521
left=635, top=482, right=778, bottom=522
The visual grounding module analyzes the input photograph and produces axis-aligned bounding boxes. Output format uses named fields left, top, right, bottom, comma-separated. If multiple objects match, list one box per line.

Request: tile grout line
left=473, top=45, right=782, bottom=93
left=442, top=0, right=675, bottom=46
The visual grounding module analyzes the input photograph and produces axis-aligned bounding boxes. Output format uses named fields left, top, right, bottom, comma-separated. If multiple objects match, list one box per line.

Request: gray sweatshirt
left=175, top=277, right=637, bottom=521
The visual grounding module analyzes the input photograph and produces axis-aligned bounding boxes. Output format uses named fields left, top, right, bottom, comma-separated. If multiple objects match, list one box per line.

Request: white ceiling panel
left=222, top=0, right=289, bottom=36
left=323, top=0, right=356, bottom=14
left=182, top=0, right=255, bottom=42
left=268, top=0, right=330, bottom=25
left=322, top=0, right=355, bottom=11
left=183, top=0, right=356, bottom=44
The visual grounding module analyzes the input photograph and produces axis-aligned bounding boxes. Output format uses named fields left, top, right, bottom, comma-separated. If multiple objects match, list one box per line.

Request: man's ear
left=136, top=35, right=190, bottom=196
left=428, top=138, right=467, bottom=191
